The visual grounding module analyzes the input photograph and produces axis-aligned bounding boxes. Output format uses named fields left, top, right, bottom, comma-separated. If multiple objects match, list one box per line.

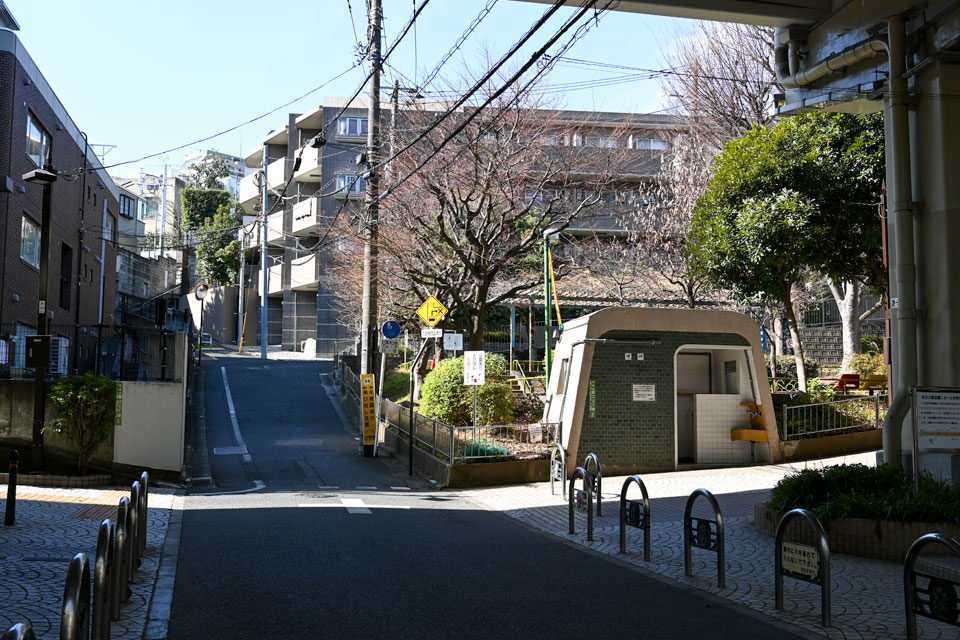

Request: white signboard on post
left=915, top=389, right=960, bottom=450
left=464, top=351, right=485, bottom=386
left=443, top=333, right=463, bottom=351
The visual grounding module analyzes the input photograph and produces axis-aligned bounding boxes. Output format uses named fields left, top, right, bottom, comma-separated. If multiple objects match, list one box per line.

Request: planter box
left=755, top=502, right=960, bottom=562
left=779, top=429, right=882, bottom=461
left=0, top=473, right=111, bottom=488
left=380, top=427, right=549, bottom=488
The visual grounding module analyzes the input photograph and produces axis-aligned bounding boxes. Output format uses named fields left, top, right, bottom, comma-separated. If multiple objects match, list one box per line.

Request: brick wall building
left=0, top=24, right=118, bottom=376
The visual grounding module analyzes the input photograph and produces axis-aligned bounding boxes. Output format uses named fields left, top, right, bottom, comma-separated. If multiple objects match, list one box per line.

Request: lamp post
left=194, top=283, right=209, bottom=364
left=23, top=167, right=57, bottom=470
left=543, top=226, right=561, bottom=385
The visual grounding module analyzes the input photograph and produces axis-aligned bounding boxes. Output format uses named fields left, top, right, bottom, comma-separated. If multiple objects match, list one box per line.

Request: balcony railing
left=291, top=198, right=322, bottom=236
left=289, top=253, right=318, bottom=291
left=294, top=147, right=323, bottom=182
left=243, top=212, right=284, bottom=249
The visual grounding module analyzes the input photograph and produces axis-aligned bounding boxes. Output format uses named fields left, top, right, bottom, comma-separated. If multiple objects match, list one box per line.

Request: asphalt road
left=169, top=352, right=808, bottom=639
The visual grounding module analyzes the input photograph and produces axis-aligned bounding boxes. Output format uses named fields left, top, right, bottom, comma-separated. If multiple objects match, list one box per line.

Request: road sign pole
left=473, top=386, right=478, bottom=427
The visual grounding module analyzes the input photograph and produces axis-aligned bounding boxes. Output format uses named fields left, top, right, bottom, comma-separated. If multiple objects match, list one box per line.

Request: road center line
left=221, top=366, right=253, bottom=463
left=297, top=502, right=411, bottom=512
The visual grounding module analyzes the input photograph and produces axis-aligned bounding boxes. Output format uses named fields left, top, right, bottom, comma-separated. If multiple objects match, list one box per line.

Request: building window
left=59, top=243, right=73, bottom=310
left=21, top=215, right=40, bottom=267
left=26, top=111, right=51, bottom=167
left=585, top=135, right=617, bottom=148
left=14, top=323, right=36, bottom=370
left=337, top=117, right=368, bottom=138
left=633, top=137, right=667, bottom=150
left=104, top=213, right=115, bottom=244
left=335, top=174, right=366, bottom=198
left=119, top=194, right=136, bottom=218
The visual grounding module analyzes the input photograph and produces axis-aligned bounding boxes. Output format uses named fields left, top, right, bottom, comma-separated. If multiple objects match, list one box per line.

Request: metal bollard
left=125, top=497, right=136, bottom=583
left=583, top=452, right=602, bottom=517
left=129, top=481, right=141, bottom=568
left=4, top=449, right=18, bottom=526
left=138, top=471, right=149, bottom=554
left=1, top=623, right=37, bottom=640
left=61, top=552, right=91, bottom=640
left=92, top=519, right=112, bottom=640
left=111, top=497, right=130, bottom=619
left=567, top=466, right=594, bottom=541
left=619, top=475, right=651, bottom=560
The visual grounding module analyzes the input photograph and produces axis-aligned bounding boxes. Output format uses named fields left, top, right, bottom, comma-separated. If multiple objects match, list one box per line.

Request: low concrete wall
left=755, top=502, right=960, bottom=561
left=779, top=429, right=882, bottom=462
left=448, top=459, right=549, bottom=488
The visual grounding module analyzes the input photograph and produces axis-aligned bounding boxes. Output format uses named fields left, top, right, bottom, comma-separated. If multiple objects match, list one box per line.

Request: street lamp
left=543, top=225, right=562, bottom=385
left=194, top=283, right=209, bottom=364
left=23, top=167, right=57, bottom=469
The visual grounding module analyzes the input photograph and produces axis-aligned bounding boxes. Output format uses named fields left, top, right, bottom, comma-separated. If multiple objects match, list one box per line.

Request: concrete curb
left=143, top=491, right=184, bottom=640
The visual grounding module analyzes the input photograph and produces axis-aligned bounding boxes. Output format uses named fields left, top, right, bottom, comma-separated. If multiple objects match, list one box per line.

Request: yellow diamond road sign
left=417, top=295, right=448, bottom=328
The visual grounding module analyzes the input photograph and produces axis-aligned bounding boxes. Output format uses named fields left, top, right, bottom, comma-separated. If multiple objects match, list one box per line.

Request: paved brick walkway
left=0, top=484, right=175, bottom=639
left=467, top=453, right=955, bottom=640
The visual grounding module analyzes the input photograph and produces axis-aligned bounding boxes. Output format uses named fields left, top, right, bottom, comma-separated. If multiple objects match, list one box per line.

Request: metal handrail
left=93, top=519, right=112, bottom=640
left=782, top=394, right=888, bottom=440
left=549, top=443, right=567, bottom=497
left=0, top=624, right=36, bottom=640
left=568, top=466, right=594, bottom=541
left=583, top=452, right=602, bottom=517
left=903, top=533, right=960, bottom=639
left=683, top=489, right=725, bottom=588
left=619, top=475, right=650, bottom=560
left=61, top=552, right=91, bottom=640
left=775, top=508, right=831, bottom=627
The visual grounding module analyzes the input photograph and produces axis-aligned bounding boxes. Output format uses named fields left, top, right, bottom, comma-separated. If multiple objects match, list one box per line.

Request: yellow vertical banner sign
left=360, top=374, right=377, bottom=446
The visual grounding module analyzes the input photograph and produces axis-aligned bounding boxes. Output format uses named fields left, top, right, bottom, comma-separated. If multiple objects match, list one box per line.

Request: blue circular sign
left=381, top=320, right=402, bottom=339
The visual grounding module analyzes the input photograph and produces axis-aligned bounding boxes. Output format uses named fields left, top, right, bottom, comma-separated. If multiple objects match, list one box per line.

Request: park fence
left=342, top=365, right=559, bottom=463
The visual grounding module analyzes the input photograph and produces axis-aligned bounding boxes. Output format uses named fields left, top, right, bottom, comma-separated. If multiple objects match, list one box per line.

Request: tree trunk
left=829, top=280, right=861, bottom=373
left=782, top=295, right=808, bottom=393
left=766, top=310, right=779, bottom=377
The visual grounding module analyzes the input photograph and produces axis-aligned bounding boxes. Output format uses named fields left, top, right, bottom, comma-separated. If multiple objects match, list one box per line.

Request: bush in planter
left=461, top=438, right=509, bottom=458
left=769, top=463, right=960, bottom=523
left=420, top=354, right=513, bottom=426
left=46, top=373, right=119, bottom=475
left=512, top=393, right=544, bottom=424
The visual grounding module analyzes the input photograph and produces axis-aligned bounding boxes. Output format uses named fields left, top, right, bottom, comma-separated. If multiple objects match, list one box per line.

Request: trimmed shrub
left=420, top=354, right=513, bottom=426
left=850, top=351, right=885, bottom=379
left=804, top=377, right=835, bottom=403
left=769, top=464, right=960, bottom=523
left=47, top=373, right=119, bottom=475
left=461, top=438, right=509, bottom=458
left=767, top=355, right=819, bottom=379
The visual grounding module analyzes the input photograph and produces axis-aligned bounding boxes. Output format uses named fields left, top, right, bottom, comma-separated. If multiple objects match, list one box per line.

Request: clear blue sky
left=7, top=0, right=693, bottom=177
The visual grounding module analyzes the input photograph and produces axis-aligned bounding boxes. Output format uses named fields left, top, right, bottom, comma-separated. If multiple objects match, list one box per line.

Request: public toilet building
left=544, top=307, right=782, bottom=475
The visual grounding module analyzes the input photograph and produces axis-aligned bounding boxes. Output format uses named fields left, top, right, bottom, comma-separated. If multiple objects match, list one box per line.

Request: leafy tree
left=185, top=155, right=230, bottom=190
left=420, top=354, right=513, bottom=427
left=196, top=203, right=242, bottom=285
left=47, top=374, right=119, bottom=475
left=181, top=188, right=233, bottom=231
left=689, top=112, right=885, bottom=389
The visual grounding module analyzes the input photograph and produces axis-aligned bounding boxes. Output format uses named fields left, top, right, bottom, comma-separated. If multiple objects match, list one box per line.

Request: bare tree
left=373, top=87, right=628, bottom=351
left=662, top=22, right=781, bottom=145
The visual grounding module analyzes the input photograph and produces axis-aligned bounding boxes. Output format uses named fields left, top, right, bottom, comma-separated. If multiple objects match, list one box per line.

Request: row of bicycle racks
left=548, top=444, right=960, bottom=639
left=2, top=468, right=151, bottom=640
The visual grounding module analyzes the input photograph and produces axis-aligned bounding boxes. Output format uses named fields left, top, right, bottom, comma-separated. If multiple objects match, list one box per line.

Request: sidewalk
left=0, top=483, right=178, bottom=638
left=467, top=452, right=953, bottom=640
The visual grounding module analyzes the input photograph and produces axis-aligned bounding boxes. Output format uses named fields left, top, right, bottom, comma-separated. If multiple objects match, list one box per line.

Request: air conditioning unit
left=49, top=337, right=69, bottom=376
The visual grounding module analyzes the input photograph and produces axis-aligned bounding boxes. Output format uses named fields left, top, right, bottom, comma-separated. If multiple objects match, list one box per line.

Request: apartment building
left=0, top=14, right=118, bottom=376
left=236, top=97, right=680, bottom=356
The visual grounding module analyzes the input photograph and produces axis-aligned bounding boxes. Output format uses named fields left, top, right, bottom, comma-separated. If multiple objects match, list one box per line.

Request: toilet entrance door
left=676, top=352, right=711, bottom=463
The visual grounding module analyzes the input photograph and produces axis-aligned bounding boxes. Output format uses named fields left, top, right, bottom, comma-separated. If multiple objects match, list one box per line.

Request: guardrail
left=775, top=508, right=831, bottom=627
left=903, top=533, right=960, bottom=639
left=568, top=466, right=594, bottom=541
left=782, top=394, right=888, bottom=440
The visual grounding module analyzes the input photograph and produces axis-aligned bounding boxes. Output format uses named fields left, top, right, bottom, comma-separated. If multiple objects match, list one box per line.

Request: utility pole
left=359, top=0, right=382, bottom=375
left=260, top=145, right=269, bottom=360
left=237, top=230, right=245, bottom=349
left=159, top=161, right=168, bottom=255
